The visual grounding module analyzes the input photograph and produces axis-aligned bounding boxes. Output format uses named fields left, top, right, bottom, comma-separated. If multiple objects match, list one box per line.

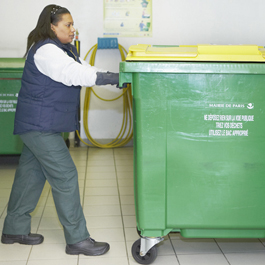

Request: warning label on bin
left=0, top=93, right=18, bottom=112
left=204, top=102, right=255, bottom=137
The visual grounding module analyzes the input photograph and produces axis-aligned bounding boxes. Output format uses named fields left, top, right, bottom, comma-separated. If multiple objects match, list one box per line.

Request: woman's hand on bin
left=95, top=72, right=119, bottom=86
left=95, top=72, right=128, bottom=89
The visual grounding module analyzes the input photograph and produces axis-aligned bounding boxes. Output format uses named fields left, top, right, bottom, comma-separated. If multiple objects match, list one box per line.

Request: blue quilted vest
left=14, top=38, right=81, bottom=134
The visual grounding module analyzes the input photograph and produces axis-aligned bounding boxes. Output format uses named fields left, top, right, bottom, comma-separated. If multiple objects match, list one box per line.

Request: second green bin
left=0, top=58, right=71, bottom=154
left=0, top=58, right=25, bottom=154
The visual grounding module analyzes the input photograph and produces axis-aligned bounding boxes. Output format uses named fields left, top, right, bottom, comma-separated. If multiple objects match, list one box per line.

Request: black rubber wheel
left=131, top=238, right=158, bottom=264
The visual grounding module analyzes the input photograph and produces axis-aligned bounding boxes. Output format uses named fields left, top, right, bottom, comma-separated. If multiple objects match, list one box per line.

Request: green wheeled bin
left=0, top=58, right=25, bottom=154
left=119, top=44, right=265, bottom=264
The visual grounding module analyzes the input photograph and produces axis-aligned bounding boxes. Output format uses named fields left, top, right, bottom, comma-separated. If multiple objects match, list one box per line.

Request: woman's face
left=51, top=13, right=75, bottom=44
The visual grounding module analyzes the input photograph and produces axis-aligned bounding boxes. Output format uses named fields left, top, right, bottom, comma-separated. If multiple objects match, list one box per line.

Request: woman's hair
left=24, top=4, right=70, bottom=57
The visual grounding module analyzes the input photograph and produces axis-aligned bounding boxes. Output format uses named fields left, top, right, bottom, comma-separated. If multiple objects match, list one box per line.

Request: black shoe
left=1, top=233, right=44, bottom=245
left=66, top=237, right=110, bottom=256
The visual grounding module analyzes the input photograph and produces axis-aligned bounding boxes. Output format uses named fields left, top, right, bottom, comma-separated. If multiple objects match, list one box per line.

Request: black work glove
left=95, top=72, right=119, bottom=86
left=118, top=83, right=129, bottom=89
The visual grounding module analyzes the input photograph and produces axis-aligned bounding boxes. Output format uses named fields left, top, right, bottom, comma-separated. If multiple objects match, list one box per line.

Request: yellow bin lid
left=126, top=44, right=265, bottom=62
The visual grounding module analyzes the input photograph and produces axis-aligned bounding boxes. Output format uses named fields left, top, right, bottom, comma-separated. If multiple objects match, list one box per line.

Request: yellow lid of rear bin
left=126, top=44, right=265, bottom=62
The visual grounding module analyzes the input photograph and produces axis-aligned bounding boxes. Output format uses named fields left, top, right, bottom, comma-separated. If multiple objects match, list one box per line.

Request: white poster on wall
left=103, top=0, right=152, bottom=37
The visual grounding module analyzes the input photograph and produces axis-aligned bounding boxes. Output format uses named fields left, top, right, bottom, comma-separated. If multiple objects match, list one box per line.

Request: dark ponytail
left=24, top=4, right=70, bottom=57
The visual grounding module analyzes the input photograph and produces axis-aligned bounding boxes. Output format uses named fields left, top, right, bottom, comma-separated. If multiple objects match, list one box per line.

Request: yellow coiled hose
left=76, top=44, right=133, bottom=148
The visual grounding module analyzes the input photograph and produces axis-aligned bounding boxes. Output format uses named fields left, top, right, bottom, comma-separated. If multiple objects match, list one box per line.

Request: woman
left=1, top=4, right=119, bottom=256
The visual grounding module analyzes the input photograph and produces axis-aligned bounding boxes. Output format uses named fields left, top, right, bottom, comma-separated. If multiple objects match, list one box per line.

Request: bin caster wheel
left=131, top=238, right=158, bottom=264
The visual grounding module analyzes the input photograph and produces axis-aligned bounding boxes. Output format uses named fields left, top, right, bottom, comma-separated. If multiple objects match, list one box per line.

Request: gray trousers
left=3, top=131, right=90, bottom=244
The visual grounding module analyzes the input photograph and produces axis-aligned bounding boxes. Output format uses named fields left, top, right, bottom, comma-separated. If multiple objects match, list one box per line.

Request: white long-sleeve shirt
left=34, top=43, right=101, bottom=87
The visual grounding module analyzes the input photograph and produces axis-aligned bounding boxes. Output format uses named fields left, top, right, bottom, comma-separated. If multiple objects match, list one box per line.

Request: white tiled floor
left=1, top=146, right=265, bottom=265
